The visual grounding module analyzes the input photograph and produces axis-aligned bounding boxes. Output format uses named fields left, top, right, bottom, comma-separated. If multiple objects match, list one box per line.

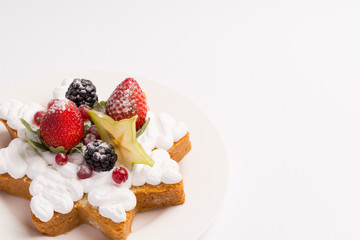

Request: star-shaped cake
left=0, top=78, right=191, bottom=240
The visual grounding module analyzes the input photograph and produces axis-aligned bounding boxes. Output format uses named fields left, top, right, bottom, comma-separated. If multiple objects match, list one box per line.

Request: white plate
left=0, top=71, right=228, bottom=240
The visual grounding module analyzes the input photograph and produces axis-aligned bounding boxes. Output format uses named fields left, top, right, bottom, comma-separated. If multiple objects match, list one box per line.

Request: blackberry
left=65, top=79, right=98, bottom=107
left=84, top=140, right=117, bottom=172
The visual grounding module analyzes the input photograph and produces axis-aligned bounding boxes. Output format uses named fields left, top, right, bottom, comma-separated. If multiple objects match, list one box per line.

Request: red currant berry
left=83, top=133, right=98, bottom=145
left=88, top=125, right=100, bottom=138
left=55, top=153, right=68, bottom=166
left=79, top=105, right=92, bottom=120
left=112, top=167, right=128, bottom=184
left=77, top=165, right=93, bottom=179
left=33, top=111, right=46, bottom=126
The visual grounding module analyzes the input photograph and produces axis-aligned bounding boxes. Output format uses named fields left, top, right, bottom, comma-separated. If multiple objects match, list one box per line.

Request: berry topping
left=84, top=140, right=117, bottom=172
left=83, top=125, right=101, bottom=145
left=65, top=79, right=98, bottom=108
left=88, top=125, right=100, bottom=138
left=112, top=167, right=129, bottom=184
left=40, top=99, right=85, bottom=151
left=106, top=78, right=148, bottom=131
left=77, top=165, right=93, bottom=179
left=47, top=99, right=57, bottom=108
left=78, top=105, right=92, bottom=120
left=33, top=111, right=45, bottom=126
left=83, top=133, right=100, bottom=146
left=55, top=153, right=68, bottom=166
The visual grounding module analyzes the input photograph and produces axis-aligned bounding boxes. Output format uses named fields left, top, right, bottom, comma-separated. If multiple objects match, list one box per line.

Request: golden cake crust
left=30, top=181, right=185, bottom=240
left=0, top=119, right=18, bottom=139
left=0, top=119, right=191, bottom=240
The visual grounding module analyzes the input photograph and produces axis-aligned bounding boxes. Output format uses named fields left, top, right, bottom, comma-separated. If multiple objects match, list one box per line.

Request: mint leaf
left=48, top=146, right=67, bottom=154
left=136, top=118, right=150, bottom=138
left=93, top=101, right=107, bottom=113
left=70, top=145, right=83, bottom=154
left=25, top=135, right=48, bottom=152
left=83, top=124, right=90, bottom=138
left=20, top=118, right=39, bottom=135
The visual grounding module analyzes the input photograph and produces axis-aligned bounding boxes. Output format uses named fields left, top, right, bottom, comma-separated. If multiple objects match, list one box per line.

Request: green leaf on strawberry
left=83, top=124, right=90, bottom=137
left=25, top=135, right=48, bottom=152
left=69, top=143, right=84, bottom=154
left=136, top=117, right=150, bottom=138
left=93, top=101, right=107, bottom=113
left=20, top=118, right=40, bottom=136
left=48, top=146, right=67, bottom=154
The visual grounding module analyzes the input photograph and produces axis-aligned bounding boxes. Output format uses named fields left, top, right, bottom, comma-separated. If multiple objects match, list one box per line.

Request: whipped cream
left=52, top=79, right=73, bottom=99
left=0, top=81, right=189, bottom=223
left=88, top=184, right=136, bottom=223
left=132, top=149, right=182, bottom=186
left=137, top=111, right=188, bottom=152
left=0, top=99, right=44, bottom=142
left=0, top=138, right=28, bottom=179
left=131, top=111, right=187, bottom=186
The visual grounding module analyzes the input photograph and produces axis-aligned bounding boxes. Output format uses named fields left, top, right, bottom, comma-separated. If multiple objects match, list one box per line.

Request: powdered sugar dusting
left=73, top=79, right=85, bottom=88
left=48, top=99, right=68, bottom=113
left=111, top=89, right=133, bottom=113
left=121, top=89, right=132, bottom=112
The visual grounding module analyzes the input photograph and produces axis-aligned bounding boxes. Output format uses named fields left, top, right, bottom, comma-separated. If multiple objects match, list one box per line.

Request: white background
left=1, top=0, right=360, bottom=239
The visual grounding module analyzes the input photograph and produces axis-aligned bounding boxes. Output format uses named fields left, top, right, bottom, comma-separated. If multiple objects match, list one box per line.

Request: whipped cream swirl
left=52, top=79, right=73, bottom=99
left=132, top=149, right=182, bottom=186
left=0, top=99, right=44, bottom=142
left=137, top=111, right=188, bottom=151
left=133, top=111, right=187, bottom=186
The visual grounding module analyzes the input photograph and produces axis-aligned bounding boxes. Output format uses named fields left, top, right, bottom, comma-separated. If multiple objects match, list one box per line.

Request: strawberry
left=40, top=99, right=85, bottom=151
left=106, top=78, right=148, bottom=130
